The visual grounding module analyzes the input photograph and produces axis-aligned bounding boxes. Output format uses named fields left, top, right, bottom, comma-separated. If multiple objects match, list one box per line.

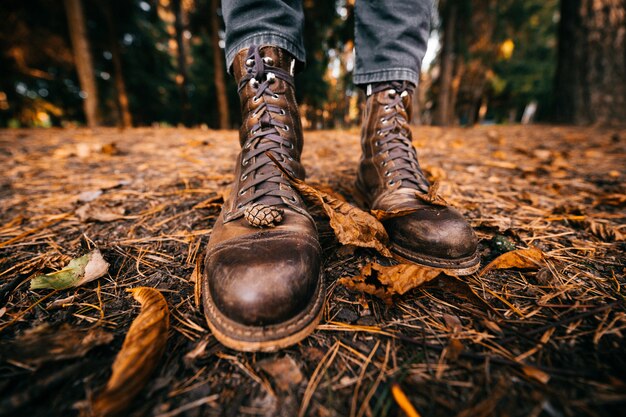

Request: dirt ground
left=0, top=125, right=624, bottom=417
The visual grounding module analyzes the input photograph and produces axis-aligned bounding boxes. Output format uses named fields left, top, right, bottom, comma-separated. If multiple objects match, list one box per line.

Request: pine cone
left=244, top=203, right=284, bottom=228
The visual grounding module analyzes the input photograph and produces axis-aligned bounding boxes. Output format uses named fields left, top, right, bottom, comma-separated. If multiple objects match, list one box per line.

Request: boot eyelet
left=375, top=140, right=381, bottom=146
left=250, top=78, right=259, bottom=88
left=387, top=89, right=397, bottom=98
left=388, top=180, right=396, bottom=186
left=384, top=171, right=390, bottom=177
left=253, top=96, right=261, bottom=103
left=287, top=143, right=294, bottom=149
left=384, top=105, right=390, bottom=111
left=289, top=196, right=298, bottom=203
left=236, top=203, right=243, bottom=209
left=279, top=109, right=286, bottom=115
left=240, top=174, right=248, bottom=181
left=376, top=130, right=382, bottom=135
left=287, top=156, right=294, bottom=161
left=380, top=118, right=388, bottom=124
left=266, top=72, right=276, bottom=83
left=245, top=58, right=254, bottom=67
left=272, top=94, right=279, bottom=99
left=242, top=159, right=249, bottom=166
left=238, top=189, right=246, bottom=196
left=282, top=125, right=290, bottom=131
left=262, top=56, right=274, bottom=65
left=382, top=161, right=387, bottom=166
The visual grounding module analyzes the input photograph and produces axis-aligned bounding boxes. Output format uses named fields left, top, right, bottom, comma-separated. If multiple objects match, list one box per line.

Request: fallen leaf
left=521, top=365, right=550, bottom=384
left=267, top=152, right=392, bottom=257
left=258, top=355, right=304, bottom=391
left=479, top=246, right=543, bottom=276
left=370, top=207, right=417, bottom=221
left=46, top=294, right=76, bottom=309
left=77, top=190, right=104, bottom=203
left=391, top=383, right=422, bottom=417
left=447, top=338, right=465, bottom=361
left=339, top=263, right=442, bottom=304
left=1, top=323, right=113, bottom=367
left=30, top=249, right=109, bottom=290
left=76, top=203, right=126, bottom=222
left=415, top=181, right=448, bottom=207
left=89, top=287, right=169, bottom=417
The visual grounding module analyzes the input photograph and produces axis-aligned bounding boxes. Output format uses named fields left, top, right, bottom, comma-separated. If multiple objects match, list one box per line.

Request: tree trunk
left=210, top=0, right=230, bottom=129
left=171, top=0, right=191, bottom=126
left=434, top=2, right=457, bottom=126
left=101, top=1, right=132, bottom=128
left=64, top=0, right=100, bottom=127
left=554, top=0, right=626, bottom=125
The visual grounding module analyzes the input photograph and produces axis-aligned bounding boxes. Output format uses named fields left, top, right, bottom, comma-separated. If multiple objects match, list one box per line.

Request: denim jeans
left=221, top=0, right=433, bottom=86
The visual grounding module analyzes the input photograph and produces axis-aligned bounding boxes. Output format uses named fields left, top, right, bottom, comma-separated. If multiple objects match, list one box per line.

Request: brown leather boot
left=356, top=81, right=480, bottom=275
left=202, top=45, right=324, bottom=351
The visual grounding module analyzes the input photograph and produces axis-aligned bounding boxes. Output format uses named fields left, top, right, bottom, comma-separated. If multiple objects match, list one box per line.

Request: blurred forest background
left=0, top=0, right=624, bottom=129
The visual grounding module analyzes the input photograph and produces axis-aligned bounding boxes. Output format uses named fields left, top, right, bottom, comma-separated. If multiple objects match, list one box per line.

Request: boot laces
left=372, top=81, right=430, bottom=193
left=235, top=45, right=298, bottom=210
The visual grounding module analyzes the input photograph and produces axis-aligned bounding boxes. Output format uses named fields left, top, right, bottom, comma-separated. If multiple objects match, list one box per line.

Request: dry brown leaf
left=479, top=246, right=544, bottom=276
left=76, top=203, right=126, bottom=223
left=370, top=207, right=418, bottom=221
left=415, top=181, right=448, bottom=207
left=1, top=323, right=113, bottom=367
left=339, top=263, right=443, bottom=304
left=267, top=152, right=392, bottom=257
left=89, top=287, right=169, bottom=417
left=258, top=355, right=304, bottom=391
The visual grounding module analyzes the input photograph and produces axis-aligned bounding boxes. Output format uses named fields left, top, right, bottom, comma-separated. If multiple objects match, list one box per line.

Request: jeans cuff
left=353, top=68, right=420, bottom=87
left=225, top=33, right=306, bottom=73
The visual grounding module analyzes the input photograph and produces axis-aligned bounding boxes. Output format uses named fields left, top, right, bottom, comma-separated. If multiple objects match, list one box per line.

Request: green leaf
left=30, top=249, right=109, bottom=290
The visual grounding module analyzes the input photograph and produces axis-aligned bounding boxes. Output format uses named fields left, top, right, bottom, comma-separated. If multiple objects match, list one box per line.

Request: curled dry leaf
left=339, top=263, right=442, bottom=304
left=479, top=246, right=544, bottom=276
left=89, top=287, right=169, bottom=417
left=30, top=249, right=109, bottom=290
left=267, top=152, right=392, bottom=257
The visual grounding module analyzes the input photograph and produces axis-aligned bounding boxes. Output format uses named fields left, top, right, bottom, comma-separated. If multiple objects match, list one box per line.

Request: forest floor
left=0, top=125, right=624, bottom=417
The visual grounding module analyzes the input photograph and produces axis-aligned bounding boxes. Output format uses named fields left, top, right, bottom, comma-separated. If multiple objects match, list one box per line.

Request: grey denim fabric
left=221, top=0, right=433, bottom=86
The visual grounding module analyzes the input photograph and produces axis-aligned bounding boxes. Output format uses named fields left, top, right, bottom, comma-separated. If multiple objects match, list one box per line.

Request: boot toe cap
left=205, top=233, right=321, bottom=326
left=386, top=207, right=478, bottom=260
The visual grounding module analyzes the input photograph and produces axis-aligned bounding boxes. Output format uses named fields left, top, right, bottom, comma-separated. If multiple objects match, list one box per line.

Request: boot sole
left=203, top=273, right=325, bottom=352
left=390, top=243, right=481, bottom=276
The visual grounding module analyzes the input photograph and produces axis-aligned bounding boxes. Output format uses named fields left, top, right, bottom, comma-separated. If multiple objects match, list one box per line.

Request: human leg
left=203, top=2, right=323, bottom=351
left=354, top=1, right=480, bottom=274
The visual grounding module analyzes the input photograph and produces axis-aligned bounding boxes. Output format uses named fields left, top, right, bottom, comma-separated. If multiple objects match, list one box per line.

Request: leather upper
left=204, top=46, right=322, bottom=327
left=357, top=84, right=478, bottom=261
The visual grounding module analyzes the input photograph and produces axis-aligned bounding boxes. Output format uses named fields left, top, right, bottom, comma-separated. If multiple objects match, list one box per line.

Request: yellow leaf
left=339, top=263, right=442, bottom=304
left=391, top=383, right=422, bottom=417
left=479, top=247, right=543, bottom=276
left=267, top=152, right=392, bottom=257
left=89, top=287, right=169, bottom=417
